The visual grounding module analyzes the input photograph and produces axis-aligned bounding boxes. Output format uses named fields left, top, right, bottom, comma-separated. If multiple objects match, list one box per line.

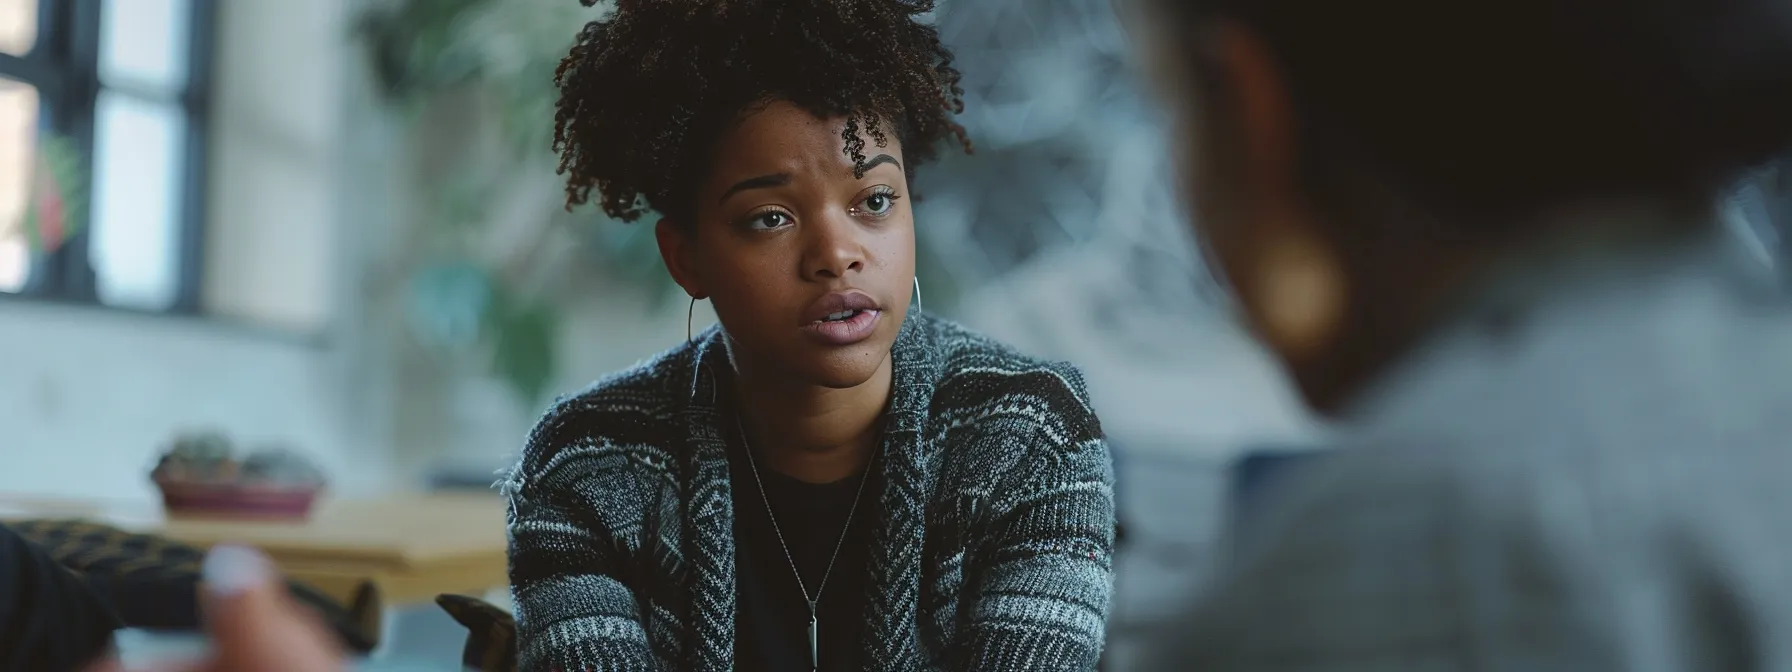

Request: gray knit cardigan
left=501, top=312, right=1116, bottom=671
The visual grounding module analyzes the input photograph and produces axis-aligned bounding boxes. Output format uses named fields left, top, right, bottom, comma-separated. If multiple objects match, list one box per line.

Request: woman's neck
left=729, top=355, right=894, bottom=484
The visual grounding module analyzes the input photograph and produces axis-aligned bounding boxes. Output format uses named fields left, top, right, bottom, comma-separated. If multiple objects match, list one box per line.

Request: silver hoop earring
left=912, top=276, right=923, bottom=314
left=687, top=296, right=698, bottom=344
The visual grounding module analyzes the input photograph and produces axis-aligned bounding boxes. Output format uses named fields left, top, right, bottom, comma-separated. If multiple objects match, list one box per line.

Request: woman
left=501, top=0, right=1116, bottom=670
left=1131, top=0, right=1792, bottom=667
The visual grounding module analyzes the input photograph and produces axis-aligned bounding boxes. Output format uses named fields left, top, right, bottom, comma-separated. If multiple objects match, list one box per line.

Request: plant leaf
left=483, top=284, right=560, bottom=409
left=408, top=261, right=493, bottom=351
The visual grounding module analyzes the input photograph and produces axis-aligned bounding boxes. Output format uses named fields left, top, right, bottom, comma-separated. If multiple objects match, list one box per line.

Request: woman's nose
left=802, top=213, right=868, bottom=280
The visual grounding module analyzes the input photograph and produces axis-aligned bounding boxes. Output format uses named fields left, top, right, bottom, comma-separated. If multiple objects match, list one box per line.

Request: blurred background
left=2, top=0, right=1788, bottom=667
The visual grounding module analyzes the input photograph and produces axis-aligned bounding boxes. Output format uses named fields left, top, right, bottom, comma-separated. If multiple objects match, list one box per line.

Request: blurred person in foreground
left=1127, top=0, right=1792, bottom=667
left=499, top=0, right=1115, bottom=669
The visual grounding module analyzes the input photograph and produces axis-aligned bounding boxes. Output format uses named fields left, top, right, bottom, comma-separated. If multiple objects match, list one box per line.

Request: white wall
left=0, top=0, right=388, bottom=501
left=0, top=304, right=382, bottom=499
left=203, top=0, right=345, bottom=332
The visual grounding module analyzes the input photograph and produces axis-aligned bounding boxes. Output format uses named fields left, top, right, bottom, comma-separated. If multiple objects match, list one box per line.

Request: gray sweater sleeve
left=952, top=367, right=1116, bottom=670
left=505, top=439, right=659, bottom=672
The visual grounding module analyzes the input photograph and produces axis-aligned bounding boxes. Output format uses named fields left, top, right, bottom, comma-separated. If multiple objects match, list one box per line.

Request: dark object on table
left=6, top=518, right=380, bottom=654
left=437, top=593, right=516, bottom=672
left=151, top=434, right=327, bottom=521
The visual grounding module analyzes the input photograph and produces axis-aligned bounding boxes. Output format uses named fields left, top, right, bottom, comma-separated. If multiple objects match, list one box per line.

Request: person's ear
left=1207, top=23, right=1349, bottom=364
left=655, top=217, right=706, bottom=300
left=1210, top=22, right=1297, bottom=223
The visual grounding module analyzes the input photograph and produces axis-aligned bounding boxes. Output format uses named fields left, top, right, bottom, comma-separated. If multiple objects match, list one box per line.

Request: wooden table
left=0, top=493, right=510, bottom=609
left=170, top=493, right=508, bottom=606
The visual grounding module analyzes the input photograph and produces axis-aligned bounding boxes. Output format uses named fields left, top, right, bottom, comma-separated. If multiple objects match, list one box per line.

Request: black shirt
left=725, top=430, right=879, bottom=672
left=0, top=523, right=121, bottom=672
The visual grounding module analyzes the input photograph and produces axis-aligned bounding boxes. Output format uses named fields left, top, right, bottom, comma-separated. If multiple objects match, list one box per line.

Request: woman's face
left=658, top=99, right=916, bottom=389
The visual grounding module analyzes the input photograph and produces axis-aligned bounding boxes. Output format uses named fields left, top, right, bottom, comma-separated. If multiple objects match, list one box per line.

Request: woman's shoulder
left=919, top=315, right=1103, bottom=444
left=507, top=343, right=695, bottom=486
left=917, top=317, right=1112, bottom=516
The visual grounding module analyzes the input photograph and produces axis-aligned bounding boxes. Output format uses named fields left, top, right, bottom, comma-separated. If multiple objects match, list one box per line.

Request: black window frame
left=0, top=0, right=215, bottom=314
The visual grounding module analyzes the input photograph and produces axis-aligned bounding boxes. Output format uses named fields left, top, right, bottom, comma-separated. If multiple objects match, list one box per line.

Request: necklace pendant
left=808, top=610, right=819, bottom=670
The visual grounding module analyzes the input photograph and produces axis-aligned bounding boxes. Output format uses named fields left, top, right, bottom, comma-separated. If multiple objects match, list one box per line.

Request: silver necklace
left=735, top=418, right=877, bottom=672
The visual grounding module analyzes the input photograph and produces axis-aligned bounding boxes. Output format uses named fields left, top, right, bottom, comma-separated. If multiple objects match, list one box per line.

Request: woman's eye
left=747, top=211, right=791, bottom=230
left=861, top=191, right=898, bottom=216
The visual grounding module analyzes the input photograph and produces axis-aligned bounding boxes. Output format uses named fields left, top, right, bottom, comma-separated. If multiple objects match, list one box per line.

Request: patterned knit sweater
left=501, top=312, right=1116, bottom=671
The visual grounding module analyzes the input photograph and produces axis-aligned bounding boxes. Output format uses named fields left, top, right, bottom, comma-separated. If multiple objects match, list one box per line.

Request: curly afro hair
left=551, top=0, right=973, bottom=225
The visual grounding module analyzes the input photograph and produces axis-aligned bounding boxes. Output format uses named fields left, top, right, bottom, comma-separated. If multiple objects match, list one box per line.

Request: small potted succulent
left=151, top=432, right=328, bottom=520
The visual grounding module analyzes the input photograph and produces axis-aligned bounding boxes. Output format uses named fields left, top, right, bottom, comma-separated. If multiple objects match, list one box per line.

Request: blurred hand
left=88, top=545, right=347, bottom=672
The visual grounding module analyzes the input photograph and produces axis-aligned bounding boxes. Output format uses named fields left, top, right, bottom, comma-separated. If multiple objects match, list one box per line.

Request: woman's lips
left=802, top=308, right=881, bottom=346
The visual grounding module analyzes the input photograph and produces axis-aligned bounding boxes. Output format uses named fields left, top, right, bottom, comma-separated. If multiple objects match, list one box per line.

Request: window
left=0, top=0, right=213, bottom=313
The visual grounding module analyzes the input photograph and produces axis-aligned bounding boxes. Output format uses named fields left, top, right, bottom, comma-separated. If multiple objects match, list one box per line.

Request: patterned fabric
left=503, top=311, right=1117, bottom=671
left=1154, top=227, right=1792, bottom=669
left=436, top=593, right=517, bottom=672
left=9, top=518, right=381, bottom=653
left=9, top=519, right=206, bottom=580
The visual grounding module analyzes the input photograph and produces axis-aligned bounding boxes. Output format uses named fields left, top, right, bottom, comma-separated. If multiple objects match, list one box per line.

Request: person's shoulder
left=1170, top=427, right=1781, bottom=668
left=918, top=317, right=1112, bottom=533
left=1233, top=427, right=1654, bottom=584
left=921, top=315, right=1103, bottom=451
left=507, top=342, right=695, bottom=486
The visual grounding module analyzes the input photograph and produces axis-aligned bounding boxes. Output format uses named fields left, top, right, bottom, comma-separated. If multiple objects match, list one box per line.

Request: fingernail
left=202, top=544, right=273, bottom=597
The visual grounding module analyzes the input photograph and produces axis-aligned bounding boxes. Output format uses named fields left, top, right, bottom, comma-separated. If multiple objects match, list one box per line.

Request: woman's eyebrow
left=859, top=154, right=901, bottom=174
left=719, top=173, right=793, bottom=203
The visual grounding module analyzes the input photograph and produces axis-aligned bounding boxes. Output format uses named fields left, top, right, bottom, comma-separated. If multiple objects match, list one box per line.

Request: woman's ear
left=655, top=218, right=706, bottom=299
